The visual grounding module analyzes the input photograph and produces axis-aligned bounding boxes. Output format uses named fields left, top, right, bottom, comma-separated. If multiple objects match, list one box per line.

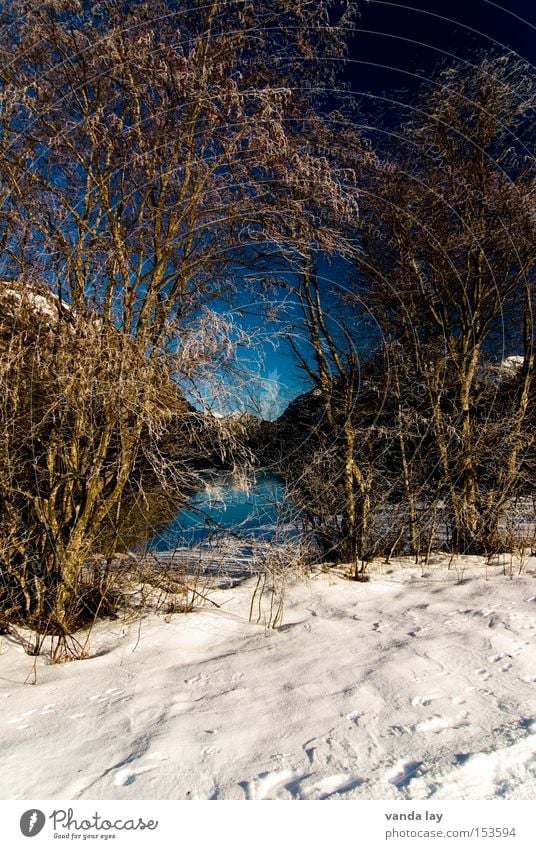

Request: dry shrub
left=0, top=283, right=191, bottom=636
left=248, top=541, right=310, bottom=630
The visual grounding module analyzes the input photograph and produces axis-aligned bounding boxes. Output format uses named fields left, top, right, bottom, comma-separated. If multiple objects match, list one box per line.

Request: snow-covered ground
left=1, top=554, right=535, bottom=801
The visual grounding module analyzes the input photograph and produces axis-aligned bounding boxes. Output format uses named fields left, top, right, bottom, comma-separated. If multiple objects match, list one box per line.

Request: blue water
left=148, top=471, right=290, bottom=551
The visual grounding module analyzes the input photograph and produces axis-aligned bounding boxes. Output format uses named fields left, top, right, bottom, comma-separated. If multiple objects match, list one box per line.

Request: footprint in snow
left=113, top=752, right=167, bottom=787
left=415, top=715, right=451, bottom=733
left=411, top=695, right=436, bottom=707
left=415, top=714, right=469, bottom=733
left=388, top=725, right=412, bottom=737
left=7, top=708, right=38, bottom=724
left=7, top=704, right=56, bottom=727
left=385, top=760, right=424, bottom=788
left=240, top=769, right=298, bottom=800
left=346, top=711, right=361, bottom=724
left=184, top=673, right=210, bottom=687
left=89, top=689, right=128, bottom=705
left=241, top=770, right=362, bottom=800
left=300, top=774, right=363, bottom=800
left=475, top=668, right=491, bottom=682
left=202, top=745, right=221, bottom=758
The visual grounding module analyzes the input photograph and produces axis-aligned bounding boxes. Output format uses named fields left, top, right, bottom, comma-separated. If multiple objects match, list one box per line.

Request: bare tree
left=0, top=0, right=360, bottom=633
left=266, top=53, right=535, bottom=569
left=289, top=260, right=375, bottom=574
left=0, top=281, right=196, bottom=631
left=260, top=250, right=407, bottom=577
left=353, top=53, right=536, bottom=553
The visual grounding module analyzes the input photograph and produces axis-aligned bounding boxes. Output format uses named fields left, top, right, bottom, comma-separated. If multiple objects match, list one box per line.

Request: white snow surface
left=2, top=282, right=66, bottom=320
left=500, top=355, right=525, bottom=371
left=1, top=555, right=535, bottom=801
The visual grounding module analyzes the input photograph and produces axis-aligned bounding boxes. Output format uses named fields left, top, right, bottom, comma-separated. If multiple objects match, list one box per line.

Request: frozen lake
left=148, top=471, right=290, bottom=550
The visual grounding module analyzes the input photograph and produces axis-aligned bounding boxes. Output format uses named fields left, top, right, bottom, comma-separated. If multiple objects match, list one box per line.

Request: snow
left=1, top=554, right=535, bottom=801
left=2, top=282, right=67, bottom=321
left=499, top=355, right=525, bottom=373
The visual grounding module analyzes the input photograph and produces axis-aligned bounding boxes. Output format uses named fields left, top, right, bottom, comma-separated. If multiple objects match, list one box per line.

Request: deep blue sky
left=215, top=0, right=536, bottom=418
left=345, top=0, right=535, bottom=95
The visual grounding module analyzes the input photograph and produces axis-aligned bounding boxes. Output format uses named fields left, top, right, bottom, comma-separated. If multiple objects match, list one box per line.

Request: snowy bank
left=0, top=555, right=535, bottom=801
